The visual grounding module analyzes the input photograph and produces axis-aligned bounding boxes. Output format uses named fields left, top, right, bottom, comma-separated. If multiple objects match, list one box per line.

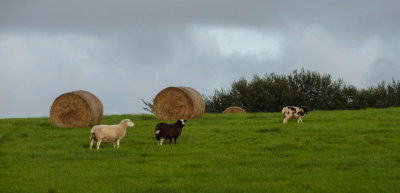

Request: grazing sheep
left=155, top=119, right=186, bottom=146
left=90, top=119, right=134, bottom=150
left=282, top=106, right=308, bottom=124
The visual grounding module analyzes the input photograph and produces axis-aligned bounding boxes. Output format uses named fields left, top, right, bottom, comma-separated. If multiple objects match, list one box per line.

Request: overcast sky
left=1, top=0, right=400, bottom=118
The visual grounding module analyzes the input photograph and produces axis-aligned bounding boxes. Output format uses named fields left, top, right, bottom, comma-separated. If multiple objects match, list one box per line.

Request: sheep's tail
left=90, top=132, right=97, bottom=141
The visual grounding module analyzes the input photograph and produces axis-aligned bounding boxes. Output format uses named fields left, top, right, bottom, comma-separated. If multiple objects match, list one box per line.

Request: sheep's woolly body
left=90, top=119, right=134, bottom=150
left=91, top=124, right=126, bottom=142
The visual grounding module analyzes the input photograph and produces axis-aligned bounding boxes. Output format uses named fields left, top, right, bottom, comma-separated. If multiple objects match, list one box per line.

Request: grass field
left=0, top=108, right=400, bottom=193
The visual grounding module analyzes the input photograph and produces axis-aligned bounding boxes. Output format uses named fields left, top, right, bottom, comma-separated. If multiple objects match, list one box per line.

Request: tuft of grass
left=48, top=186, right=58, bottom=193
left=0, top=108, right=400, bottom=193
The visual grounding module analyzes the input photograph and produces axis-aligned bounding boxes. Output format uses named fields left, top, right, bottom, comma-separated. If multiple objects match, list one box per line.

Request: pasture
left=0, top=108, right=399, bottom=193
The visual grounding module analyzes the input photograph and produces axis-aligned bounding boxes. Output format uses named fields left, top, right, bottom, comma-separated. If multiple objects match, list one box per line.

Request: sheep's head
left=121, top=119, right=135, bottom=127
left=301, top=106, right=308, bottom=114
left=178, top=119, right=186, bottom=127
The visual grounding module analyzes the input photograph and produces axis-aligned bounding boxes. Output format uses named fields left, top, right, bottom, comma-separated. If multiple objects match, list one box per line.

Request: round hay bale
left=153, top=87, right=205, bottom=120
left=223, top=106, right=246, bottom=114
left=50, top=90, right=103, bottom=127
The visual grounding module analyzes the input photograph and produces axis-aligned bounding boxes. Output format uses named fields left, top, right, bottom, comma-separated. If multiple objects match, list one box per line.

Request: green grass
left=1, top=108, right=400, bottom=193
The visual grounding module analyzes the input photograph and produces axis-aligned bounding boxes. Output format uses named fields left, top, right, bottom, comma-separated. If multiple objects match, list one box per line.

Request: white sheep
left=90, top=119, right=134, bottom=150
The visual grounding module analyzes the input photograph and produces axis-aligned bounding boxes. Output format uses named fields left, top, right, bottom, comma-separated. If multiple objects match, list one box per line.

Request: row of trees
left=205, top=69, right=400, bottom=113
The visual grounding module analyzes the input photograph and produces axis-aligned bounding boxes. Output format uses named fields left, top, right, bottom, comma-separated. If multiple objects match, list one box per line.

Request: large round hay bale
left=50, top=90, right=103, bottom=127
left=223, top=106, right=246, bottom=114
left=153, top=87, right=205, bottom=120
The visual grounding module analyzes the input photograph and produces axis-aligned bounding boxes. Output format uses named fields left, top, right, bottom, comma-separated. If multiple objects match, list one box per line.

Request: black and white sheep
left=155, top=119, right=186, bottom=145
left=282, top=106, right=308, bottom=124
left=90, top=119, right=134, bottom=150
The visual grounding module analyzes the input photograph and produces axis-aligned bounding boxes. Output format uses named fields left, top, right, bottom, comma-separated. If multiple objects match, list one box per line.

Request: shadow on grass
left=257, top=127, right=280, bottom=133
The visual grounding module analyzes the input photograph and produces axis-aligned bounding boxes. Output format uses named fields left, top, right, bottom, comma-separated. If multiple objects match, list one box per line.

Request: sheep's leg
left=157, top=139, right=162, bottom=146
left=169, top=139, right=172, bottom=144
left=116, top=140, right=120, bottom=148
left=298, top=118, right=303, bottom=123
left=174, top=138, right=177, bottom=144
left=283, top=118, right=288, bottom=124
left=90, top=139, right=95, bottom=150
left=96, top=140, right=102, bottom=149
left=160, top=138, right=165, bottom=146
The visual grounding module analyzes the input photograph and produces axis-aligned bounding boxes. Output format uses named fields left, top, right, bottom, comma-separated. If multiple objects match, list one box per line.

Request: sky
left=1, top=0, right=400, bottom=118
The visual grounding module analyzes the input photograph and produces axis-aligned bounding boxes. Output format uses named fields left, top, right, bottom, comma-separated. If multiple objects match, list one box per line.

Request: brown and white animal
left=282, top=106, right=308, bottom=124
left=90, top=119, right=134, bottom=150
left=155, top=119, right=186, bottom=146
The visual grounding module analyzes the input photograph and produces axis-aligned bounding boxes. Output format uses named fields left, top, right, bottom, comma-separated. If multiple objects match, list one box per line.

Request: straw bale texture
left=50, top=90, right=103, bottom=127
left=153, top=87, right=205, bottom=120
left=223, top=106, right=246, bottom=114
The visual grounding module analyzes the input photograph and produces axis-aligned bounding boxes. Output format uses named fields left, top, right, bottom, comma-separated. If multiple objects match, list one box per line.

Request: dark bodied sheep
left=155, top=119, right=186, bottom=145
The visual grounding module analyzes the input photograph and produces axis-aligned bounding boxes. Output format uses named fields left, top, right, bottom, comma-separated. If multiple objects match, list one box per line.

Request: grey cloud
left=2, top=1, right=400, bottom=36
left=366, top=58, right=400, bottom=87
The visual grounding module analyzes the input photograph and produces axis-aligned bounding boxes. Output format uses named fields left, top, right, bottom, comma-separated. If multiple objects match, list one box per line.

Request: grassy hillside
left=0, top=108, right=399, bottom=193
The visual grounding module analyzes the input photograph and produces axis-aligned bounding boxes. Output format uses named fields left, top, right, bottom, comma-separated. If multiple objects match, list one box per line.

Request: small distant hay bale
left=153, top=87, right=205, bottom=120
left=223, top=106, right=246, bottom=114
left=50, top=90, right=103, bottom=127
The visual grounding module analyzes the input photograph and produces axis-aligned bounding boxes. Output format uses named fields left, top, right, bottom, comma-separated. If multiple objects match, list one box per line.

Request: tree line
left=205, top=69, right=400, bottom=113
